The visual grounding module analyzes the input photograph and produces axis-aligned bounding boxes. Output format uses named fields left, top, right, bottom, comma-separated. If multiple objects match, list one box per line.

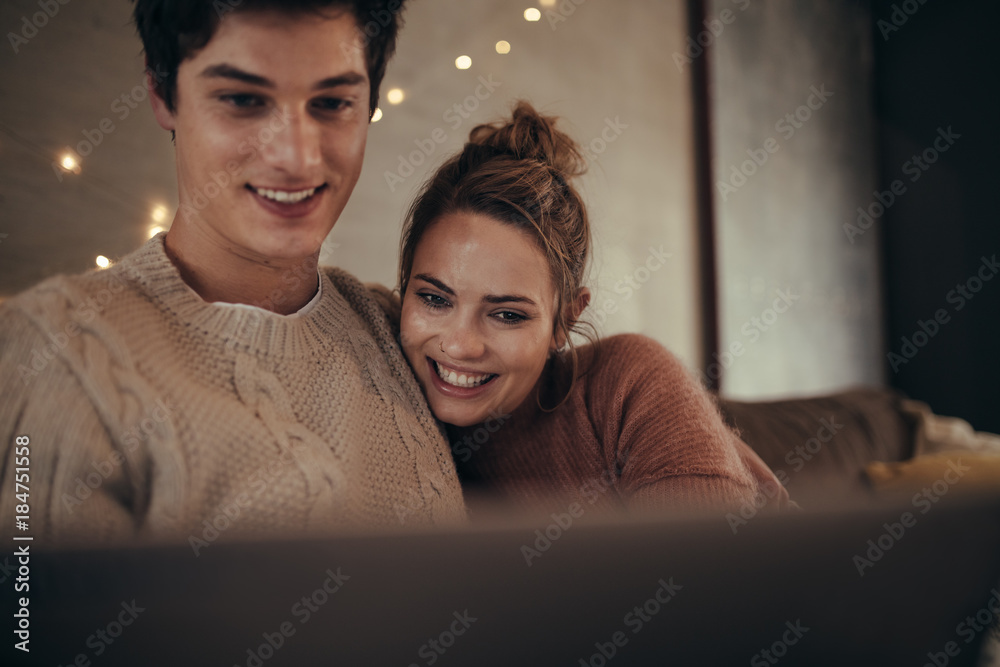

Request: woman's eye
left=494, top=311, right=527, bottom=324
left=418, top=293, right=449, bottom=308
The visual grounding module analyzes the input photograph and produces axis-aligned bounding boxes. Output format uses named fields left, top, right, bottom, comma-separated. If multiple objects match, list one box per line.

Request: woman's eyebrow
left=413, top=274, right=537, bottom=306
left=483, top=294, right=537, bottom=306
left=412, top=274, right=454, bottom=295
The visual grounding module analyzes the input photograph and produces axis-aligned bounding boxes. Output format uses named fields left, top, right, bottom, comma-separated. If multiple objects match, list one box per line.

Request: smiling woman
left=391, top=101, right=792, bottom=515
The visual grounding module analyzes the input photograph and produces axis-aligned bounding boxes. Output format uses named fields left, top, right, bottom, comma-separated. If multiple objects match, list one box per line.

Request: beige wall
left=707, top=0, right=885, bottom=398
left=0, top=0, right=703, bottom=367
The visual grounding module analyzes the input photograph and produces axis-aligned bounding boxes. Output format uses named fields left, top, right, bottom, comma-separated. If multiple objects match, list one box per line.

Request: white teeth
left=435, top=361, right=493, bottom=388
left=254, top=187, right=317, bottom=203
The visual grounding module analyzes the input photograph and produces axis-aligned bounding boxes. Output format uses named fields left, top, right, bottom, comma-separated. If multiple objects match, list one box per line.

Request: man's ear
left=552, top=287, right=591, bottom=350
left=147, top=66, right=176, bottom=132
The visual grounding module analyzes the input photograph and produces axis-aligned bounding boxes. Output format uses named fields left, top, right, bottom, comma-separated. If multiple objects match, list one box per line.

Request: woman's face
left=400, top=211, right=560, bottom=427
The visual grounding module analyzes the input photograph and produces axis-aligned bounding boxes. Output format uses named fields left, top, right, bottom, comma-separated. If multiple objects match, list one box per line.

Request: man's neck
left=163, top=224, right=320, bottom=315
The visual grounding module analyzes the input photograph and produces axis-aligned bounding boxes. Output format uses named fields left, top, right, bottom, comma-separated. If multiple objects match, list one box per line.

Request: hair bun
left=468, top=101, right=587, bottom=179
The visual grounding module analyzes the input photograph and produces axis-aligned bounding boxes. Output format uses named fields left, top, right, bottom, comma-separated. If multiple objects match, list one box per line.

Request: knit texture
left=0, top=235, right=465, bottom=546
left=449, top=334, right=790, bottom=515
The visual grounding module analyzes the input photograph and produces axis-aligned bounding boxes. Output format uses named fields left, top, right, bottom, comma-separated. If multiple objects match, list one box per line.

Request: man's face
left=152, top=9, right=370, bottom=262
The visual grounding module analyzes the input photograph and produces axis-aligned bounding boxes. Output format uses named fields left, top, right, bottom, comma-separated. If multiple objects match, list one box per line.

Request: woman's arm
left=586, top=334, right=790, bottom=513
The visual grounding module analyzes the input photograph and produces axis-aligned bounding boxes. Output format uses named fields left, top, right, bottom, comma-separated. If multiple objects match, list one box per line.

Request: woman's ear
left=553, top=287, right=591, bottom=350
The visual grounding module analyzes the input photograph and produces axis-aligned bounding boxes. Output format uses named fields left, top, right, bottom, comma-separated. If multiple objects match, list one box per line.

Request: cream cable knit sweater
left=0, top=235, right=465, bottom=546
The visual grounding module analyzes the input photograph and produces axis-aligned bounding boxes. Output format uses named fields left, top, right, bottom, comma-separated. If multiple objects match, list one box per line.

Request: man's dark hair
left=131, top=0, right=406, bottom=119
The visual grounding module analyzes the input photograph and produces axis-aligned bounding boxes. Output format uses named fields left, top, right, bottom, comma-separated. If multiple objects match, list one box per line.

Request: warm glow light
left=95, top=255, right=110, bottom=269
left=495, top=40, right=511, bottom=55
left=540, top=0, right=555, bottom=5
left=151, top=204, right=168, bottom=223
left=386, top=88, right=404, bottom=105
left=455, top=55, right=472, bottom=70
left=371, top=107, right=383, bottom=122
left=524, top=7, right=541, bottom=21
left=148, top=225, right=165, bottom=239
left=59, top=152, right=80, bottom=173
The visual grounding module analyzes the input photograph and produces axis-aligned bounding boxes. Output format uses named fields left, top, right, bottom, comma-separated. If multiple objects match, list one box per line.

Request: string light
left=95, top=255, right=110, bottom=269
left=386, top=88, right=404, bottom=105
left=57, top=151, right=81, bottom=174
left=495, top=40, right=511, bottom=55
left=455, top=55, right=472, bottom=70
left=371, top=108, right=383, bottom=122
left=524, top=8, right=541, bottom=21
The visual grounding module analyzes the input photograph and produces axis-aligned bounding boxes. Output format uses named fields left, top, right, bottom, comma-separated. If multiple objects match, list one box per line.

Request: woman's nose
left=439, top=321, right=486, bottom=360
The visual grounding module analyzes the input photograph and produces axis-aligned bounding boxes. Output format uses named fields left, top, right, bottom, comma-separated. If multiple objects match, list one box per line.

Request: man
left=0, top=0, right=465, bottom=546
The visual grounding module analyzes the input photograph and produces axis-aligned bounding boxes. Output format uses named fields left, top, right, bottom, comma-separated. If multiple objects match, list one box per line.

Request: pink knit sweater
left=446, top=334, right=790, bottom=515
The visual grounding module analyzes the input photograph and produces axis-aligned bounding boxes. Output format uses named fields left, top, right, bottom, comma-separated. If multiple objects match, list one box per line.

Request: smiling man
left=0, top=0, right=465, bottom=545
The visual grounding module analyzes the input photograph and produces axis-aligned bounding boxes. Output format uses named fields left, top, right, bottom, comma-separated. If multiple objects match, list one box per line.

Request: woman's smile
left=400, top=211, right=560, bottom=427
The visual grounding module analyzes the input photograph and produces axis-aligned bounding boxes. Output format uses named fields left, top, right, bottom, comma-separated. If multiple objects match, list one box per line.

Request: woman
left=389, top=101, right=789, bottom=515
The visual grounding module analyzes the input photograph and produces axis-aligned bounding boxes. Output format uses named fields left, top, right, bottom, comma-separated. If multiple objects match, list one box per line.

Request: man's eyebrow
left=313, top=72, right=367, bottom=90
left=198, top=64, right=367, bottom=91
left=199, top=64, right=273, bottom=87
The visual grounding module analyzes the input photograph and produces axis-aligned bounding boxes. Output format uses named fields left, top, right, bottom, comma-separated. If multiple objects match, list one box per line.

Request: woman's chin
left=434, top=407, right=484, bottom=429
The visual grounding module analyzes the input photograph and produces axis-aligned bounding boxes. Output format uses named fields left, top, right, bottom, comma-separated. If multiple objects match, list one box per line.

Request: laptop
left=5, top=491, right=1000, bottom=666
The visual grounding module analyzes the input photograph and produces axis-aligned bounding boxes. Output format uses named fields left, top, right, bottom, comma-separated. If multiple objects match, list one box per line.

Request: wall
left=0, top=0, right=705, bottom=368
left=706, top=0, right=885, bottom=398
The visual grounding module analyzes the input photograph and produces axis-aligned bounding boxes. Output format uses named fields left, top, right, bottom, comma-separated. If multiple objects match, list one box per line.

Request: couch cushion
left=716, top=387, right=915, bottom=502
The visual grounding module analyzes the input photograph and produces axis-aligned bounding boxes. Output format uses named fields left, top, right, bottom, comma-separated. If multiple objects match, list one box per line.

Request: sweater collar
left=116, top=233, right=355, bottom=359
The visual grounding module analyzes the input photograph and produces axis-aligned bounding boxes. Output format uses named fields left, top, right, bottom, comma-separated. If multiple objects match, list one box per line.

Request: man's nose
left=259, top=106, right=322, bottom=175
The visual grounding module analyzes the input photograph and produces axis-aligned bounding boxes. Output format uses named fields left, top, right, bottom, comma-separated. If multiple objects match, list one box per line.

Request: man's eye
left=312, top=98, right=349, bottom=112
left=221, top=94, right=263, bottom=109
